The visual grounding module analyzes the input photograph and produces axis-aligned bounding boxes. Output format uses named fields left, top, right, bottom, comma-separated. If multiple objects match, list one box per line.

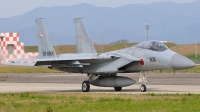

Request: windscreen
left=134, top=40, right=168, bottom=51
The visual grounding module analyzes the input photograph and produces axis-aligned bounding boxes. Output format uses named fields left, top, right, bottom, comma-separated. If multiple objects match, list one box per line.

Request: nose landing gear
left=139, top=71, right=147, bottom=92
left=140, top=84, right=146, bottom=92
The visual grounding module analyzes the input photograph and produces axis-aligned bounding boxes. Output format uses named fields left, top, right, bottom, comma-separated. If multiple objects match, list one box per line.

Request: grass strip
left=0, top=93, right=199, bottom=112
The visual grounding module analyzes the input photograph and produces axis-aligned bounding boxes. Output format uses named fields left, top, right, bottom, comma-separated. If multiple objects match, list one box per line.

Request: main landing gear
left=81, top=72, right=147, bottom=92
left=82, top=74, right=123, bottom=92
left=114, top=87, right=122, bottom=91
left=139, top=71, right=147, bottom=92
left=81, top=74, right=96, bottom=92
left=82, top=81, right=90, bottom=92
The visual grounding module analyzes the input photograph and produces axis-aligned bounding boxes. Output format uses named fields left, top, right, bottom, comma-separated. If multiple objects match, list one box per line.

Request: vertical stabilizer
left=36, top=18, right=56, bottom=58
left=74, top=18, right=97, bottom=54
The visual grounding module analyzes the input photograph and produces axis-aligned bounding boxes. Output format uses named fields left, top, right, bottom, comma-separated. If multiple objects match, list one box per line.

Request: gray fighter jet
left=7, top=18, right=195, bottom=92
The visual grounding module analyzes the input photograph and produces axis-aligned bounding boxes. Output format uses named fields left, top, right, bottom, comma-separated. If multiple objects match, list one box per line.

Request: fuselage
left=111, top=46, right=176, bottom=71
left=53, top=41, right=195, bottom=74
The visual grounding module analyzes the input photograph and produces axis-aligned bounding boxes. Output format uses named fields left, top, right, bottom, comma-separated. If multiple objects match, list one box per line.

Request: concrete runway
left=0, top=73, right=200, bottom=94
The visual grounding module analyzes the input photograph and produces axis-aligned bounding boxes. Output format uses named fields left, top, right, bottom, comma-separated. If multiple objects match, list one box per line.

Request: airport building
left=0, top=32, right=38, bottom=63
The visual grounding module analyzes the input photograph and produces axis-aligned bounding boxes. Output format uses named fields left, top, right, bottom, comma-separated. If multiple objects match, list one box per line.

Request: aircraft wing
left=34, top=57, right=102, bottom=66
left=5, top=53, right=140, bottom=68
left=116, top=53, right=140, bottom=61
left=112, top=53, right=141, bottom=69
left=4, top=53, right=119, bottom=66
left=4, top=57, right=89, bottom=66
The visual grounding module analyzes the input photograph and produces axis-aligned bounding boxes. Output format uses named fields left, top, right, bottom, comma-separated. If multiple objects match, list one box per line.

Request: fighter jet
left=6, top=18, right=196, bottom=92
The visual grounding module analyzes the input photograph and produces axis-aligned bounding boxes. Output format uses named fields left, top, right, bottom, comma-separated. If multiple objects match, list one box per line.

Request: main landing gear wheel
left=82, top=81, right=90, bottom=92
left=114, top=87, right=122, bottom=91
left=140, top=84, right=146, bottom=92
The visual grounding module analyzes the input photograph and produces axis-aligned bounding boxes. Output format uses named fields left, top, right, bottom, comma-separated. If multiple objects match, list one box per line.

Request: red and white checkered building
left=0, top=32, right=38, bottom=63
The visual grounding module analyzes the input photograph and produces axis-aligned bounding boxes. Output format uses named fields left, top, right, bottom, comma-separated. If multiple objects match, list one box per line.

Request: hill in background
left=24, top=43, right=199, bottom=56
left=1, top=1, right=200, bottom=45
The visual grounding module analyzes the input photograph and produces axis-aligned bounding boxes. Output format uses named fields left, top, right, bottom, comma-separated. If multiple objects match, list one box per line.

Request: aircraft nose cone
left=171, top=54, right=196, bottom=70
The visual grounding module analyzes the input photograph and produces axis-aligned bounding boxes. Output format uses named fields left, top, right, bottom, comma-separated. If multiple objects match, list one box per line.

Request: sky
left=0, top=0, right=195, bottom=18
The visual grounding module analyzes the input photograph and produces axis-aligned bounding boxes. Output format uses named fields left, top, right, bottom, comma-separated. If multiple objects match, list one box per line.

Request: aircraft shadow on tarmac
left=44, top=88, right=181, bottom=93
left=45, top=89, right=138, bottom=93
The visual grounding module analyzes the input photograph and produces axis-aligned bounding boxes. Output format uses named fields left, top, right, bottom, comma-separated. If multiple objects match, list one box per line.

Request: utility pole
left=195, top=39, right=198, bottom=58
left=56, top=29, right=58, bottom=46
left=99, top=32, right=101, bottom=51
left=145, top=23, right=150, bottom=41
left=162, top=24, right=164, bottom=43
left=101, top=32, right=103, bottom=53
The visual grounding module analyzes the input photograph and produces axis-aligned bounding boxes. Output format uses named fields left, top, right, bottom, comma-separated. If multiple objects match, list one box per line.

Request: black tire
left=114, top=87, right=122, bottom=91
left=82, top=81, right=90, bottom=92
left=140, top=84, right=146, bottom=92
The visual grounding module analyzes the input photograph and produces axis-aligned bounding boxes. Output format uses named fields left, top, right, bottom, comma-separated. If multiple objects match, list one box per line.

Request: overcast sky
left=0, top=0, right=195, bottom=18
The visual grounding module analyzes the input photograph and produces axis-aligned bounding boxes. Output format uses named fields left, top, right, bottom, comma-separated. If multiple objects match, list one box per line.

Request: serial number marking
left=43, top=51, right=55, bottom=56
left=149, top=57, right=156, bottom=62
left=80, top=63, right=90, bottom=65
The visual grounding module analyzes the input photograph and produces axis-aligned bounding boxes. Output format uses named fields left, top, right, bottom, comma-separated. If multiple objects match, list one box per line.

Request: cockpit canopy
left=134, top=40, right=168, bottom=51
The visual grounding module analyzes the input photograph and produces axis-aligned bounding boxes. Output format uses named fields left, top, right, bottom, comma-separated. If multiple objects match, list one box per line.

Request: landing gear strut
left=82, top=74, right=98, bottom=92
left=139, top=71, right=147, bottom=92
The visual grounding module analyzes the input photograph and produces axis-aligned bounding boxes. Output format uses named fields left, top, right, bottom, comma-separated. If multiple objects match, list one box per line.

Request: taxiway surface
left=0, top=73, right=199, bottom=94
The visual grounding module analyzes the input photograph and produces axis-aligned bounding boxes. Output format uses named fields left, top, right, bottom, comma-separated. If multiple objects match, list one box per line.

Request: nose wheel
left=82, top=81, right=90, bottom=92
left=139, top=71, right=148, bottom=92
left=140, top=84, right=146, bottom=92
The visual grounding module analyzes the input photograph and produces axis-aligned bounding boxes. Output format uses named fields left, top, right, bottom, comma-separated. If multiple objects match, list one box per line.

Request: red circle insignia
left=140, top=58, right=145, bottom=66
left=40, top=31, right=44, bottom=36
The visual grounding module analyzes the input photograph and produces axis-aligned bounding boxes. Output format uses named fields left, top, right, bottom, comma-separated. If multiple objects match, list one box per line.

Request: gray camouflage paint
left=8, top=18, right=196, bottom=74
